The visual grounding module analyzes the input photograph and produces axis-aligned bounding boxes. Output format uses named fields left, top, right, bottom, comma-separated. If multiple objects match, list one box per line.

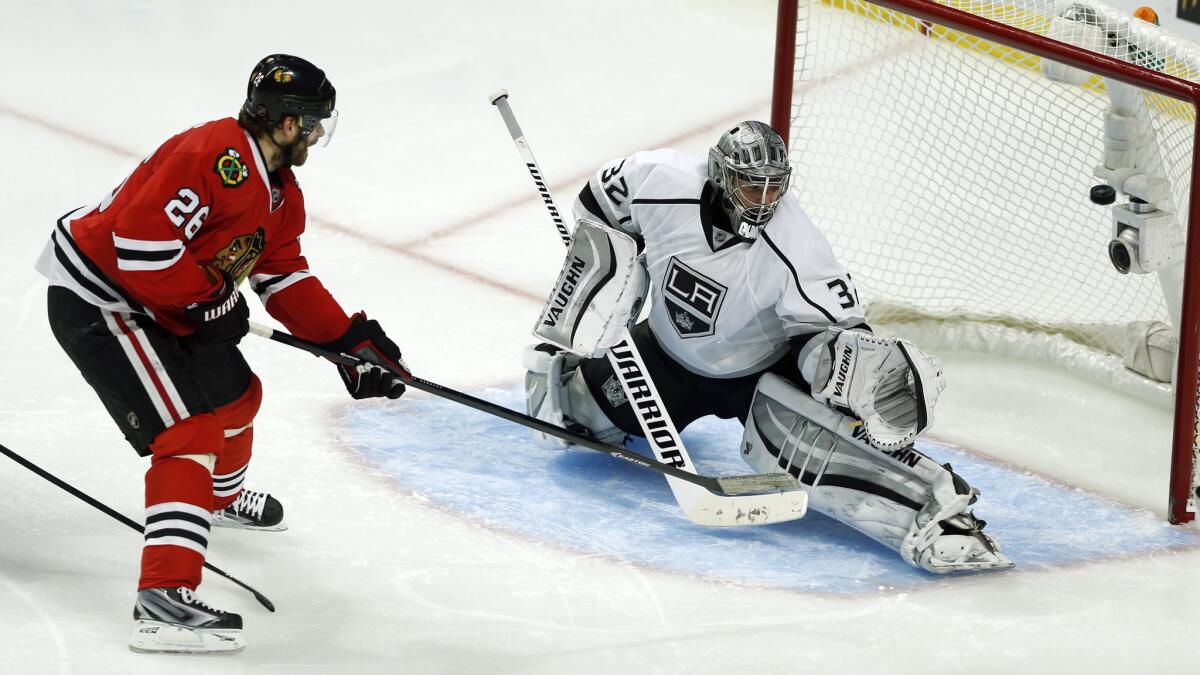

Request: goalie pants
left=580, top=320, right=808, bottom=436
left=47, top=286, right=262, bottom=590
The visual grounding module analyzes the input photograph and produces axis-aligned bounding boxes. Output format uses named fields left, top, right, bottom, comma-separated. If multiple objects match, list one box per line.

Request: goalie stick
left=247, top=322, right=799, bottom=506
left=488, top=88, right=808, bottom=526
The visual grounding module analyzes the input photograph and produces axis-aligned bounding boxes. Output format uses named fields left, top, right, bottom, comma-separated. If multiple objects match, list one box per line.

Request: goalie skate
left=128, top=587, right=244, bottom=654
left=914, top=512, right=1014, bottom=574
left=212, top=489, right=287, bottom=531
left=902, top=473, right=1014, bottom=574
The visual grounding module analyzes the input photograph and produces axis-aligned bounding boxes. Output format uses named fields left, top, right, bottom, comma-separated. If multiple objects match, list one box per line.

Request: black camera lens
left=1108, top=239, right=1132, bottom=274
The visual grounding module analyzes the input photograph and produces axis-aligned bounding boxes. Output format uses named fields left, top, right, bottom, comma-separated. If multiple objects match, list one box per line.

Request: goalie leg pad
left=523, top=344, right=628, bottom=449
left=533, top=217, right=649, bottom=358
left=741, top=373, right=1013, bottom=574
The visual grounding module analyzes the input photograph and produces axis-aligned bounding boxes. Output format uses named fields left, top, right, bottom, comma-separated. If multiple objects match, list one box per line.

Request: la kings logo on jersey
left=663, top=257, right=726, bottom=338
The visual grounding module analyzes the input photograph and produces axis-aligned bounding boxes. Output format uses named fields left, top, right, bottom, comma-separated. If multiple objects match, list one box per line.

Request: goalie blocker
left=533, top=217, right=649, bottom=358
left=526, top=217, right=650, bottom=450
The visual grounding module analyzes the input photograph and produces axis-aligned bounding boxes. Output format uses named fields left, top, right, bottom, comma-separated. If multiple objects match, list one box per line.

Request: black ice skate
left=129, top=587, right=244, bottom=654
left=212, top=488, right=287, bottom=531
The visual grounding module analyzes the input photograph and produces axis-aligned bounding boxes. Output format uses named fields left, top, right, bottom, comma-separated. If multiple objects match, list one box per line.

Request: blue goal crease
left=337, top=385, right=1200, bottom=595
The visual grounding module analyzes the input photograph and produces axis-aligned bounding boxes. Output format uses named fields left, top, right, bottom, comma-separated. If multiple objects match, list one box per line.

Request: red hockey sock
left=212, top=376, right=261, bottom=510
left=139, top=416, right=221, bottom=591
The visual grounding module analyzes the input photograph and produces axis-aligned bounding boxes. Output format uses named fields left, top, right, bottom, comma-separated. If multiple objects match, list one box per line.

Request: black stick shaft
left=251, top=324, right=761, bottom=495
left=0, top=443, right=275, bottom=612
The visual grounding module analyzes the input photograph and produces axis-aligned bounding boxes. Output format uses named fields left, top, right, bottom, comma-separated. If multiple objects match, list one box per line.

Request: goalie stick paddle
left=0, top=442, right=275, bottom=612
left=488, top=89, right=808, bottom=525
left=247, top=323, right=797, bottom=504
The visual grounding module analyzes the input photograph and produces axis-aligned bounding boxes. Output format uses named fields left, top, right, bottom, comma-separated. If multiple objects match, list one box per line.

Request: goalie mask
left=707, top=121, right=792, bottom=239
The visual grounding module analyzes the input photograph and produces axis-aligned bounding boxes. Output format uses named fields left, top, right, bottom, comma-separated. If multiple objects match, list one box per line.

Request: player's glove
left=322, top=312, right=410, bottom=400
left=184, top=268, right=249, bottom=346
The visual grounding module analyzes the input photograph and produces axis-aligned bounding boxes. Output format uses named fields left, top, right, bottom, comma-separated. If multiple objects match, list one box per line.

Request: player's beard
left=281, top=137, right=311, bottom=168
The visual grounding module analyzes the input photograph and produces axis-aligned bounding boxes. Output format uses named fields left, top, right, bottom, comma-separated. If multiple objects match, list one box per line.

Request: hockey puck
left=1089, top=184, right=1116, bottom=205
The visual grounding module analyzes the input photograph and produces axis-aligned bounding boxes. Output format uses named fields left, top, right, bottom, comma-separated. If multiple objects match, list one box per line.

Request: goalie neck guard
left=707, top=121, right=792, bottom=239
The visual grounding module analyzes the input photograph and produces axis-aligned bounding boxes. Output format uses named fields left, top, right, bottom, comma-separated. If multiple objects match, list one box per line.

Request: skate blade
left=926, top=555, right=1016, bottom=574
left=129, top=620, right=244, bottom=654
left=211, top=517, right=289, bottom=532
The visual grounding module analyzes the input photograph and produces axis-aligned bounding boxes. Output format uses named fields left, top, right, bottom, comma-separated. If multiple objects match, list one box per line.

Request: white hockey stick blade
left=674, top=479, right=808, bottom=526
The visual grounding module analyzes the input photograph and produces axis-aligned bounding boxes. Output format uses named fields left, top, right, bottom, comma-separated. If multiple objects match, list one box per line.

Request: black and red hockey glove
left=322, top=312, right=409, bottom=400
left=184, top=268, right=249, bottom=346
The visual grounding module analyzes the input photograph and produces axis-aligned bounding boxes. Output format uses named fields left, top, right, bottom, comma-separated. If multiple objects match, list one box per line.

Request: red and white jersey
left=36, top=117, right=350, bottom=343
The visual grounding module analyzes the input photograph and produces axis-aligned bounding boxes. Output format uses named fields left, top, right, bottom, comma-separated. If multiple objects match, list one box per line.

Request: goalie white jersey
left=574, top=149, right=866, bottom=378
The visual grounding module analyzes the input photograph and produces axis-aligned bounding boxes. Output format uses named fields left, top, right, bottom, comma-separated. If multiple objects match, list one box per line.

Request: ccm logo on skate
left=541, top=256, right=586, bottom=328
left=609, top=342, right=686, bottom=468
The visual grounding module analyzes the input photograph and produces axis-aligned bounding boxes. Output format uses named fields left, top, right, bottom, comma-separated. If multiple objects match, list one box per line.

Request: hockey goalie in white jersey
left=524, top=121, right=1012, bottom=574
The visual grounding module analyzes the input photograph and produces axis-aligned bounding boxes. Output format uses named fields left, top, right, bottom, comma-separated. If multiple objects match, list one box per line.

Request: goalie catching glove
left=799, top=329, right=945, bottom=450
left=321, top=312, right=410, bottom=399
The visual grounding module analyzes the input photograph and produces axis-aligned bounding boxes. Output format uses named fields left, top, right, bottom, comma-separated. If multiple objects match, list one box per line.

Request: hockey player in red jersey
left=36, top=54, right=408, bottom=653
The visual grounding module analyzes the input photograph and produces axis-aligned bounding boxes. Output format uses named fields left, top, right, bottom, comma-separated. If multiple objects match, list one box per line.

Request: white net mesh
left=785, top=0, right=1200, bottom=518
left=787, top=0, right=1195, bottom=394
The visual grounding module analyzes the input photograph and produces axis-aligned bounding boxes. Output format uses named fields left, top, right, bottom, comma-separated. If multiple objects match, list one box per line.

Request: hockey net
left=771, top=0, right=1200, bottom=522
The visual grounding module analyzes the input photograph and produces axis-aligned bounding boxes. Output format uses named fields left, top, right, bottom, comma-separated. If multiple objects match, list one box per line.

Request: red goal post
left=771, top=0, right=1200, bottom=523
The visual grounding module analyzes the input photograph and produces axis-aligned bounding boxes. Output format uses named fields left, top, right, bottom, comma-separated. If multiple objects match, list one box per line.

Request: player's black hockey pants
left=46, top=285, right=254, bottom=456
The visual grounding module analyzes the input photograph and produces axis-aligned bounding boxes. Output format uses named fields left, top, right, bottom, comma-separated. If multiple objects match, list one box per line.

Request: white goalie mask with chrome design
left=707, top=121, right=792, bottom=239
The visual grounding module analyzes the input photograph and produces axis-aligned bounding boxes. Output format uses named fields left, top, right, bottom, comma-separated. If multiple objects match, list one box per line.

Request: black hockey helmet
left=242, top=54, right=337, bottom=146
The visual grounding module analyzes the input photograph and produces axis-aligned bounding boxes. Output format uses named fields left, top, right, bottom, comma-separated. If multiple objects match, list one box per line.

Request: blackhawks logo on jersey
left=213, top=147, right=249, bottom=188
left=210, top=227, right=266, bottom=283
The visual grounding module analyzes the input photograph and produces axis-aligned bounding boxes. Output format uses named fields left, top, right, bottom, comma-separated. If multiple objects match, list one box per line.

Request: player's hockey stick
left=247, top=322, right=798, bottom=504
left=0, top=442, right=275, bottom=612
left=489, top=89, right=808, bottom=525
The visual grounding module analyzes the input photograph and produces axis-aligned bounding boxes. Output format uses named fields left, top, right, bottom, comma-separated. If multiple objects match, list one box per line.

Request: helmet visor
left=301, top=109, right=338, bottom=147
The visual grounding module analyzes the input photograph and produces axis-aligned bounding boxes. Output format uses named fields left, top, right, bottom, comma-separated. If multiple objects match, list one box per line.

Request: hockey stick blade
left=714, top=472, right=803, bottom=495
left=674, top=489, right=807, bottom=527
left=247, top=323, right=805, bottom=511
left=0, top=442, right=275, bottom=611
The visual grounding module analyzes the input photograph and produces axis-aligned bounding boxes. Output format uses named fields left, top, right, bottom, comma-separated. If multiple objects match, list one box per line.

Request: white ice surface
left=0, top=1, right=1196, bottom=673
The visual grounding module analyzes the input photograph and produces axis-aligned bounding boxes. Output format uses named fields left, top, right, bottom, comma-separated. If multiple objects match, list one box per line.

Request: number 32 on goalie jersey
left=826, top=275, right=859, bottom=310
left=582, top=156, right=642, bottom=234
